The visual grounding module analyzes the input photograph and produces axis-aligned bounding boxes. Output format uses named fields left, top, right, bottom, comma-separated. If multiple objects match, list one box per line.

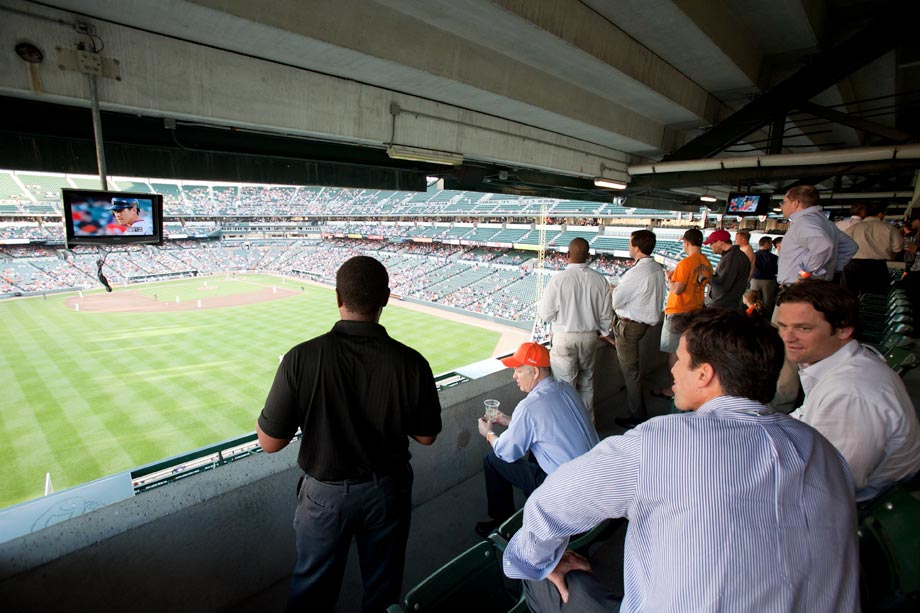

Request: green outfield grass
left=0, top=275, right=500, bottom=508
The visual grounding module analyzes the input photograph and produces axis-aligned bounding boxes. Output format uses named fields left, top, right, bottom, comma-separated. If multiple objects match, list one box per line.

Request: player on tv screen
left=729, top=195, right=760, bottom=213
left=109, top=197, right=154, bottom=235
left=71, top=195, right=154, bottom=237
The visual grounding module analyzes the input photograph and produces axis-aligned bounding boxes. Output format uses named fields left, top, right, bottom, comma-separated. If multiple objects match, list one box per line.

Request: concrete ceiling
left=2, top=0, right=919, bottom=202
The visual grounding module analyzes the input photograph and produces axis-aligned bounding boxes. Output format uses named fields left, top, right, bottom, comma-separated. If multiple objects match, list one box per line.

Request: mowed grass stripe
left=0, top=304, right=108, bottom=501
left=38, top=308, right=205, bottom=470
left=19, top=303, right=159, bottom=479
left=0, top=274, right=502, bottom=508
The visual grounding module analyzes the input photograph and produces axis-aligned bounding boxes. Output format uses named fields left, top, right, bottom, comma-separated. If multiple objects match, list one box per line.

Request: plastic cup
left=484, top=399, right=501, bottom=422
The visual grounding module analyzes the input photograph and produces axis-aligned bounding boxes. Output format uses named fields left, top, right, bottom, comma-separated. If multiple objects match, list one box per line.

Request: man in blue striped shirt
left=503, top=309, right=859, bottom=612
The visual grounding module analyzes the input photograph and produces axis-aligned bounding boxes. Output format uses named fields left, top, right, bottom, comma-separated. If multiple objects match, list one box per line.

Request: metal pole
left=87, top=74, right=108, bottom=190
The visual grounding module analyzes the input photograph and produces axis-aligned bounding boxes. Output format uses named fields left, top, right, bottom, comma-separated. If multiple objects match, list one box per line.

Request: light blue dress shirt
left=503, top=396, right=859, bottom=612
left=777, top=206, right=858, bottom=284
left=493, top=377, right=599, bottom=475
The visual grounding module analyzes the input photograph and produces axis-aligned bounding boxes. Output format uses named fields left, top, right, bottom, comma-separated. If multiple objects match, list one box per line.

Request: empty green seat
left=885, top=347, right=919, bottom=375
left=858, top=485, right=920, bottom=611
left=394, top=541, right=523, bottom=612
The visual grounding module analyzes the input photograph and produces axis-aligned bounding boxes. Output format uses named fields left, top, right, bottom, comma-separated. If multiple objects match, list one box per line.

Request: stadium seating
left=116, top=179, right=155, bottom=193
left=0, top=171, right=29, bottom=201
left=66, top=176, right=101, bottom=190
left=16, top=173, right=70, bottom=201
left=858, top=480, right=920, bottom=611
left=388, top=540, right=524, bottom=613
left=550, top=229, right=598, bottom=246
left=490, top=228, right=529, bottom=244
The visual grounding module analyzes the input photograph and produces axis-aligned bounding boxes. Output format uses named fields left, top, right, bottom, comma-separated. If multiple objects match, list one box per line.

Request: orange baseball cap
left=501, top=342, right=550, bottom=368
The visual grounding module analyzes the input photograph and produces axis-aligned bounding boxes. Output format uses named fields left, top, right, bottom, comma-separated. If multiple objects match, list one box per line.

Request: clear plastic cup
left=483, top=399, right=501, bottom=422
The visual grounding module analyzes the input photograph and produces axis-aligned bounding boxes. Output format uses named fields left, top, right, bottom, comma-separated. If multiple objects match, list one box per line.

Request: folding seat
left=884, top=346, right=919, bottom=376
left=388, top=540, right=524, bottom=613
left=858, top=483, right=920, bottom=611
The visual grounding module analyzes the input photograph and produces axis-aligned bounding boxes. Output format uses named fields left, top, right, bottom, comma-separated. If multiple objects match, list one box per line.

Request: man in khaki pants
left=538, top=238, right=612, bottom=421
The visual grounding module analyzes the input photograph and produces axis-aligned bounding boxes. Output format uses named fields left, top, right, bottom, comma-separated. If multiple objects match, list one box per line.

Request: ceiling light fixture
left=700, top=195, right=718, bottom=203
left=387, top=145, right=463, bottom=166
left=593, top=177, right=628, bottom=190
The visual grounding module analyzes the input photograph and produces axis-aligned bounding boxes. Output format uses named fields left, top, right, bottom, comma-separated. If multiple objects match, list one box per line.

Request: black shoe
left=614, top=417, right=645, bottom=430
left=474, top=519, right=500, bottom=539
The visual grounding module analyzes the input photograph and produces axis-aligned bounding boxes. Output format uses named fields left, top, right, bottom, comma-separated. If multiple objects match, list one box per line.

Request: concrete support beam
left=0, top=1, right=631, bottom=182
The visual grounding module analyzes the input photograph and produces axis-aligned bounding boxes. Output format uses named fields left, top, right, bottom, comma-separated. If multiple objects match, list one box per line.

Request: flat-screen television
left=725, top=192, right=771, bottom=216
left=62, top=189, right=164, bottom=248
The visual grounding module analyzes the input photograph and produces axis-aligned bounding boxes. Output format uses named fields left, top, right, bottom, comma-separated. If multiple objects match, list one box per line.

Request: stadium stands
left=16, top=173, right=69, bottom=202
left=1, top=168, right=759, bottom=323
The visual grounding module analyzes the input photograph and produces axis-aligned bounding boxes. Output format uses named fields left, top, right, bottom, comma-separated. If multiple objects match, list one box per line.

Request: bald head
left=567, top=238, right=589, bottom=263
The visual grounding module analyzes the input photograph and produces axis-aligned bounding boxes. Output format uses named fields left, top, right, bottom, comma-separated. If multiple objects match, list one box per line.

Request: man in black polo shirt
left=256, top=256, right=442, bottom=612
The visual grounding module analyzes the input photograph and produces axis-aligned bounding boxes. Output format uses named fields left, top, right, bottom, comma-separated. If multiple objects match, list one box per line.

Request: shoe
left=614, top=417, right=645, bottom=430
left=475, top=519, right=500, bottom=539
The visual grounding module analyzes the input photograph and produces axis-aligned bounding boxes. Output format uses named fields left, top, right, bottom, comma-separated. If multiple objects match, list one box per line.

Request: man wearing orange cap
left=475, top=341, right=599, bottom=537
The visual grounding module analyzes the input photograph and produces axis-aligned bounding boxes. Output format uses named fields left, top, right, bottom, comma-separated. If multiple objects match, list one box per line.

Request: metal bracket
left=56, top=47, right=122, bottom=81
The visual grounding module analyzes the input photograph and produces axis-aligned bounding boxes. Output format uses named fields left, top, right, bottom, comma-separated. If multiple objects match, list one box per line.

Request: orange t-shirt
left=665, top=253, right=713, bottom=315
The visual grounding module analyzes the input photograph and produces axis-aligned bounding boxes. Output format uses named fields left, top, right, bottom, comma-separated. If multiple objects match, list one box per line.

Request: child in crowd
left=744, top=289, right=767, bottom=318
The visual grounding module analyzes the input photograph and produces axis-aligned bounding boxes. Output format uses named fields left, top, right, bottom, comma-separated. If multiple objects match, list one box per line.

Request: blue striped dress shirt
left=503, top=396, right=860, bottom=612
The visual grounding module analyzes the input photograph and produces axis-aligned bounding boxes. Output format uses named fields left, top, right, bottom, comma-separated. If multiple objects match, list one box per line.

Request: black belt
left=312, top=464, right=406, bottom=485
left=318, top=475, right=377, bottom=485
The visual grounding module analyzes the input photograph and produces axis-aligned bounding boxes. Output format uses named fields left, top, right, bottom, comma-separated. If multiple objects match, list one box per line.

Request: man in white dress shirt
left=538, top=238, right=612, bottom=421
left=843, top=201, right=903, bottom=296
left=537, top=238, right=611, bottom=422
left=835, top=202, right=866, bottom=233
left=611, top=230, right=666, bottom=428
left=775, top=280, right=920, bottom=501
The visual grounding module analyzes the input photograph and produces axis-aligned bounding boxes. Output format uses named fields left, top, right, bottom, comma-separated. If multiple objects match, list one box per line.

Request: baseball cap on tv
left=501, top=342, right=550, bottom=368
left=109, top=197, right=139, bottom=210
left=703, top=229, right=731, bottom=245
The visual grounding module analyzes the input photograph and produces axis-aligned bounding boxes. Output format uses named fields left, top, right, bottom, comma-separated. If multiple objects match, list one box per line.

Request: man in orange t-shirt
left=656, top=228, right=713, bottom=397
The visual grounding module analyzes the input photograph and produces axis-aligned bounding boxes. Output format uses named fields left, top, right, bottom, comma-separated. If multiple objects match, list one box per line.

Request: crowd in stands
left=0, top=236, right=637, bottom=323
left=0, top=169, right=687, bottom=220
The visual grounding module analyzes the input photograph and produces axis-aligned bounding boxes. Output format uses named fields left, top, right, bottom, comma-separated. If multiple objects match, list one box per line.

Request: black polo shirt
left=258, top=320, right=442, bottom=481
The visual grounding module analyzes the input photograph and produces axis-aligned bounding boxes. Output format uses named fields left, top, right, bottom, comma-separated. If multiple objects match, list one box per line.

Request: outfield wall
left=0, top=345, right=638, bottom=612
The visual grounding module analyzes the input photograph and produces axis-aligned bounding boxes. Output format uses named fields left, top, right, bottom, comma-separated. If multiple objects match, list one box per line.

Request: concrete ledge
left=0, top=367, right=525, bottom=612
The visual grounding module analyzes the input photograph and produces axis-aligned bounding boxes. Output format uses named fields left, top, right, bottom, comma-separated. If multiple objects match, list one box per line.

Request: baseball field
left=0, top=274, right=518, bottom=509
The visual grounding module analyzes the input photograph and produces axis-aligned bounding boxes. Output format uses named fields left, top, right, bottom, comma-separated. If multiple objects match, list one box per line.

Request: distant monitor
left=725, top=192, right=771, bottom=216
left=62, top=189, right=164, bottom=248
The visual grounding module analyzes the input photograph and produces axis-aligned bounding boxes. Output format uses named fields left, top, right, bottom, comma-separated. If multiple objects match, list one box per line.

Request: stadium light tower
left=532, top=200, right=549, bottom=342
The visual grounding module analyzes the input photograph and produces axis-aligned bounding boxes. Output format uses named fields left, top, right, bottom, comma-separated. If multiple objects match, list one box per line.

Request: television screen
left=725, top=192, right=770, bottom=216
left=62, top=189, right=164, bottom=248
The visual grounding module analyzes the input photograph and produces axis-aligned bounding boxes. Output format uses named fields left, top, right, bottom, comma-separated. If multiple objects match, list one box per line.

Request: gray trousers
left=613, top=316, right=651, bottom=419
left=524, top=570, right=621, bottom=613
left=287, top=465, right=413, bottom=613
left=750, top=278, right=778, bottom=312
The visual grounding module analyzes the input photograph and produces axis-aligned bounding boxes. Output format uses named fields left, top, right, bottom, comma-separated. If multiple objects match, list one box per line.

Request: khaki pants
left=550, top=330, right=598, bottom=421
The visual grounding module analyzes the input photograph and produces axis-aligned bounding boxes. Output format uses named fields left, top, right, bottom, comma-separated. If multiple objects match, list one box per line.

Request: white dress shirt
left=611, top=257, right=666, bottom=326
left=537, top=263, right=612, bottom=333
left=792, top=340, right=920, bottom=501
left=835, top=216, right=862, bottom=232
